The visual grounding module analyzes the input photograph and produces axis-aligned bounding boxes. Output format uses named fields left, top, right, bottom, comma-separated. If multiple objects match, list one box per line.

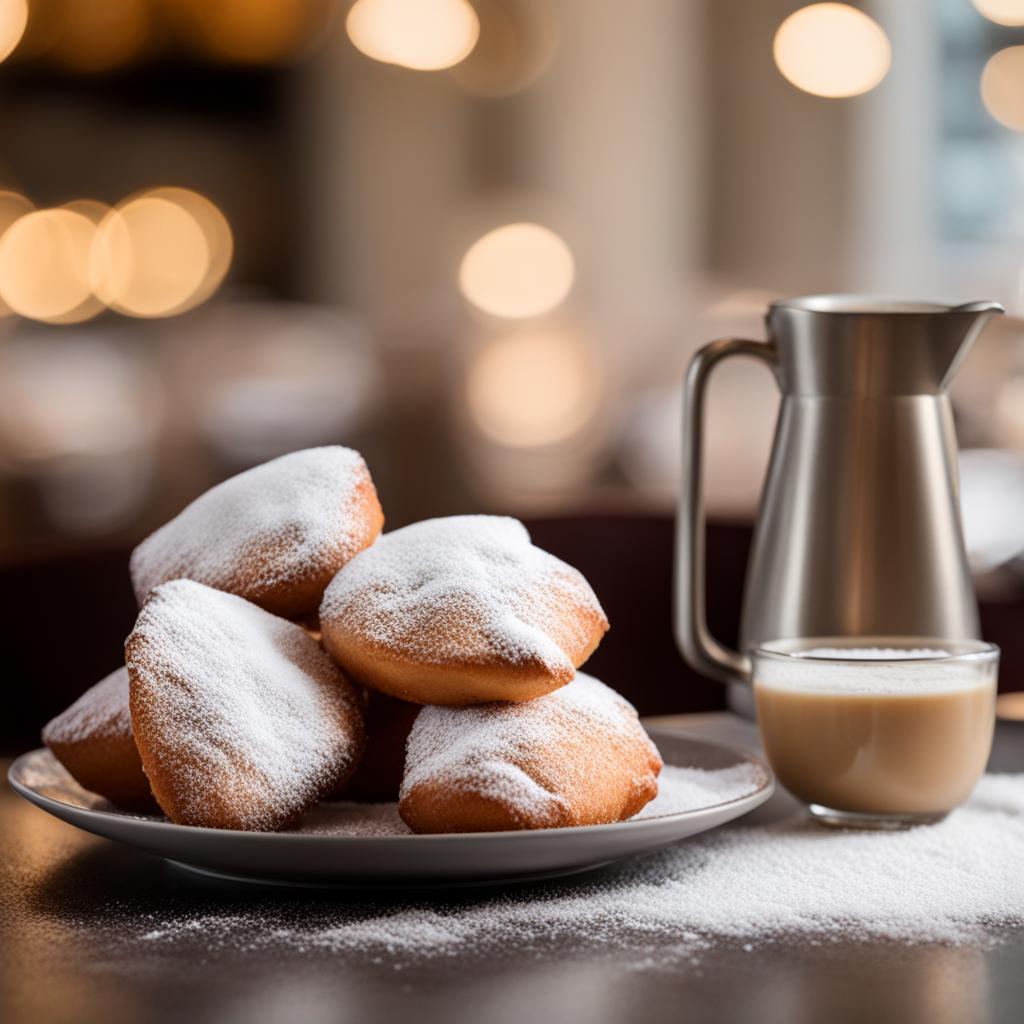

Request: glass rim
left=751, top=636, right=1000, bottom=666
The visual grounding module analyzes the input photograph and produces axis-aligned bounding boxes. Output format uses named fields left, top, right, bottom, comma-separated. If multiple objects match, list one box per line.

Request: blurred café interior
left=3, top=0, right=1024, bottom=747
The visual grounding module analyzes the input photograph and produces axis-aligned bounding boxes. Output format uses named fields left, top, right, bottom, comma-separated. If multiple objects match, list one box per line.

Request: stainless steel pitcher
left=674, top=295, right=1003, bottom=714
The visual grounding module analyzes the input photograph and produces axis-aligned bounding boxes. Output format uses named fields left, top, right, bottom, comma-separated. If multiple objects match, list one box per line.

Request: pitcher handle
left=674, top=337, right=778, bottom=685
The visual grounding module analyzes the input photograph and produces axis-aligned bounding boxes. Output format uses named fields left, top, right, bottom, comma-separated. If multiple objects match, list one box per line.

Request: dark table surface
left=3, top=712, right=1023, bottom=1024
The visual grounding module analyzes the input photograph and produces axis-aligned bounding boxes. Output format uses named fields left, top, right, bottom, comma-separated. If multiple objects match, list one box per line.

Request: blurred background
left=3, top=0, right=1024, bottom=747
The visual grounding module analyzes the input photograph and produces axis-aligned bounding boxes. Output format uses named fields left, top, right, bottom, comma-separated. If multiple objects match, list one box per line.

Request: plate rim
left=7, top=726, right=774, bottom=844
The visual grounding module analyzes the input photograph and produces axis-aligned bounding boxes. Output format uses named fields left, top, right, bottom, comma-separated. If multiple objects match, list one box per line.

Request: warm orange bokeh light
left=184, top=0, right=329, bottom=65
left=973, top=1, right=1024, bottom=27
left=773, top=3, right=891, bottom=99
left=981, top=47, right=1024, bottom=131
left=0, top=190, right=34, bottom=317
left=92, top=194, right=212, bottom=318
left=0, top=189, right=33, bottom=227
left=0, top=209, right=102, bottom=323
left=141, top=187, right=233, bottom=308
left=0, top=189, right=232, bottom=323
left=459, top=222, right=575, bottom=319
left=347, top=0, right=480, bottom=71
left=60, top=198, right=112, bottom=224
left=0, top=0, right=27, bottom=63
left=450, top=0, right=559, bottom=98
left=466, top=329, right=600, bottom=447
left=49, top=0, right=149, bottom=72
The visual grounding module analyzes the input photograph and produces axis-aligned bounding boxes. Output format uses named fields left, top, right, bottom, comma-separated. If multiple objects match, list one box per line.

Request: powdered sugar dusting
left=320, top=515, right=606, bottom=676
left=122, top=773, right=1024, bottom=966
left=400, top=673, right=660, bottom=827
left=129, top=446, right=375, bottom=610
left=292, top=801, right=409, bottom=837
left=637, top=763, right=766, bottom=817
left=126, top=579, right=363, bottom=831
left=42, top=666, right=132, bottom=745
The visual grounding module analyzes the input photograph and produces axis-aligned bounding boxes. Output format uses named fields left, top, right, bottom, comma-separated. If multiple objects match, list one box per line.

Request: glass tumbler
left=751, top=637, right=999, bottom=828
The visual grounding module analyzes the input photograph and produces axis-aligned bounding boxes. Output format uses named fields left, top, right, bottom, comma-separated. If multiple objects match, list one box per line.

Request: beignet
left=130, top=446, right=384, bottom=618
left=42, top=667, right=156, bottom=811
left=126, top=579, right=365, bottom=831
left=399, top=672, right=661, bottom=833
left=319, top=516, right=608, bottom=705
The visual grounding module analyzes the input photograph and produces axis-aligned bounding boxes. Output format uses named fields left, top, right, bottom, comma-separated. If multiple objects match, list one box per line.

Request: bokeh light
left=192, top=302, right=379, bottom=464
left=0, top=336, right=162, bottom=533
left=48, top=0, right=149, bottom=72
left=92, top=193, right=213, bottom=318
left=0, top=189, right=33, bottom=228
left=773, top=3, right=891, bottom=99
left=347, top=0, right=480, bottom=71
left=0, top=189, right=231, bottom=323
left=450, top=0, right=558, bottom=97
left=973, top=1, right=1024, bottom=27
left=0, top=0, right=27, bottom=63
left=981, top=47, right=1024, bottom=131
left=183, top=0, right=331, bottom=65
left=60, top=198, right=112, bottom=224
left=459, top=222, right=574, bottom=319
left=0, top=209, right=101, bottom=324
left=0, top=190, right=34, bottom=317
left=466, top=330, right=601, bottom=447
left=141, top=187, right=233, bottom=308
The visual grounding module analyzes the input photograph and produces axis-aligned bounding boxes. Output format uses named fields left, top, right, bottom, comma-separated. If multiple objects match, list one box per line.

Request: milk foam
left=755, top=646, right=996, bottom=695
left=800, top=647, right=949, bottom=660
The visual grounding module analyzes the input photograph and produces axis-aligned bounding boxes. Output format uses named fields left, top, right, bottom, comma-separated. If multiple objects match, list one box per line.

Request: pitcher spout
left=938, top=300, right=1004, bottom=389
left=766, top=295, right=1004, bottom=396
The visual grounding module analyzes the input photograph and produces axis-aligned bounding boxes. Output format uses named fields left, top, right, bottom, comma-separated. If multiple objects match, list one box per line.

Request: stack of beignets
left=41, top=445, right=662, bottom=834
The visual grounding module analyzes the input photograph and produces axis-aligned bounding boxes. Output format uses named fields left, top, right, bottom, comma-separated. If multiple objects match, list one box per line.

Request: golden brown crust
left=398, top=674, right=662, bottom=833
left=319, top=632, right=580, bottom=706
left=42, top=668, right=157, bottom=812
left=401, top=787, right=535, bottom=834
left=400, top=737, right=660, bottom=833
left=45, top=731, right=156, bottom=812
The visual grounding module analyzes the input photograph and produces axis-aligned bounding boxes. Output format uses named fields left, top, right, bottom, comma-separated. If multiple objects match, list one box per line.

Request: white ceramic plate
left=8, top=728, right=772, bottom=888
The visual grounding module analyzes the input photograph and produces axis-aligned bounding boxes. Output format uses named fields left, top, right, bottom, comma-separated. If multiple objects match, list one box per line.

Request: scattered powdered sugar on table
left=123, top=773, right=1024, bottom=968
left=319, top=515, right=606, bottom=676
left=291, top=762, right=766, bottom=837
